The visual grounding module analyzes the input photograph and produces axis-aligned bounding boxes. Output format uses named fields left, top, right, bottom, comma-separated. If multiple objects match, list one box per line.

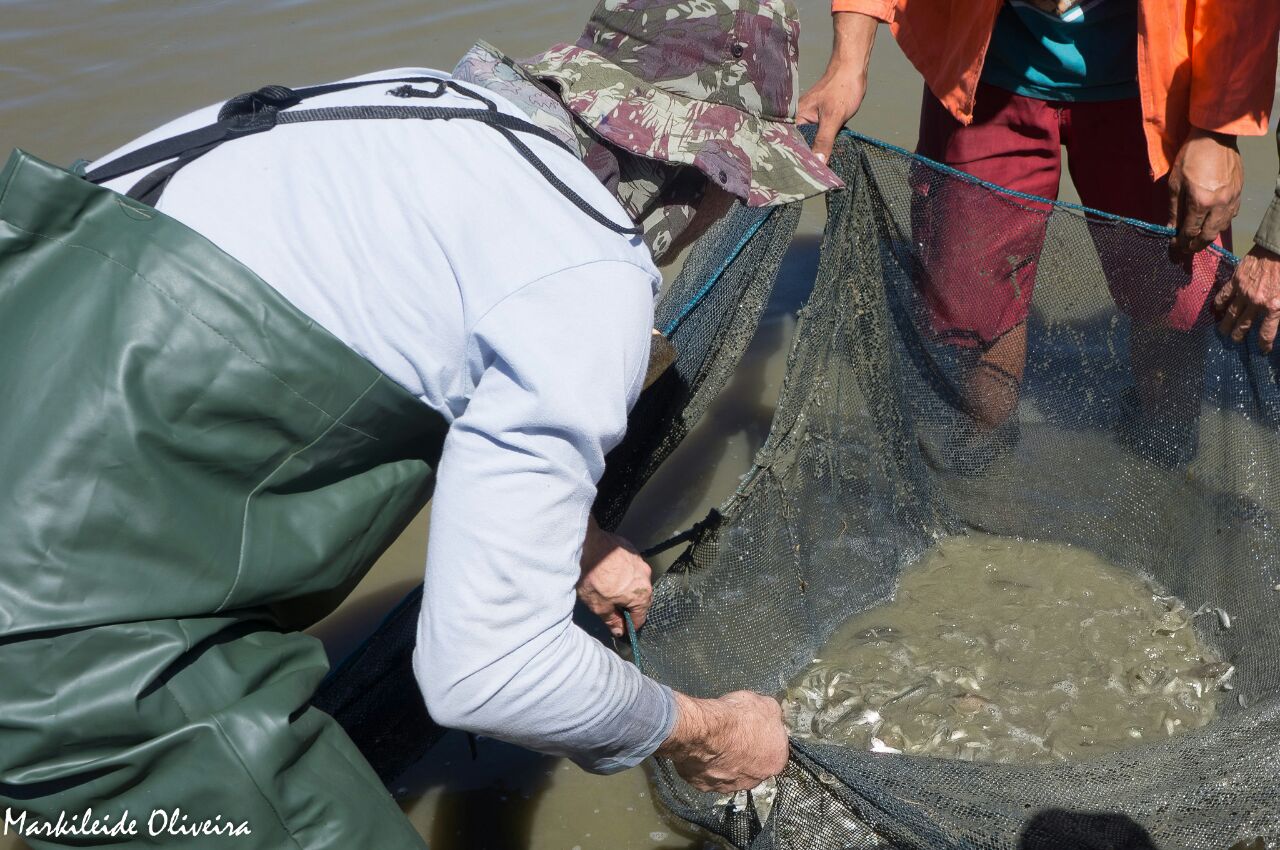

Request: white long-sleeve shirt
left=92, top=68, right=676, bottom=773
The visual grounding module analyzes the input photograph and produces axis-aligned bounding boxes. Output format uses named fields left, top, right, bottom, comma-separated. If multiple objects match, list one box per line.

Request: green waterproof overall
left=0, top=147, right=448, bottom=848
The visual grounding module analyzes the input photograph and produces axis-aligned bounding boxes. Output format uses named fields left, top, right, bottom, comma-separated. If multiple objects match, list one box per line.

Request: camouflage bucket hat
left=521, top=0, right=843, bottom=208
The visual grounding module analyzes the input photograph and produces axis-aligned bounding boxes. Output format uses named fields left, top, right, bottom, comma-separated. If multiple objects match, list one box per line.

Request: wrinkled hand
left=1167, top=128, right=1242, bottom=256
left=656, top=691, right=790, bottom=793
left=797, top=11, right=878, bottom=163
left=1214, top=245, right=1280, bottom=352
left=578, top=515, right=652, bottom=638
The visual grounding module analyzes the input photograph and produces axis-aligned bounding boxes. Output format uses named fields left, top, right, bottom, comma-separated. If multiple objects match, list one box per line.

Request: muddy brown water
left=784, top=534, right=1226, bottom=764
left=1, top=3, right=1277, bottom=848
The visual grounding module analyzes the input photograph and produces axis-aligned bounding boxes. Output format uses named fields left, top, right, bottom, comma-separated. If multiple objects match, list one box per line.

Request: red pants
left=912, top=83, right=1227, bottom=347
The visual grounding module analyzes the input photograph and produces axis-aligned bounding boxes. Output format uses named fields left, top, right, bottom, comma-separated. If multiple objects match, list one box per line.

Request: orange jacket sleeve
left=1187, top=0, right=1280, bottom=136
left=831, top=0, right=895, bottom=23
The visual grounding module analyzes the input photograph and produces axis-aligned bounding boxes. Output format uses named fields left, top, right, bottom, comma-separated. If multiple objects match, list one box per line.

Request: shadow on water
left=307, top=580, right=562, bottom=850
left=305, top=577, right=423, bottom=662
left=403, top=734, right=556, bottom=850
left=1015, top=809, right=1267, bottom=850
left=398, top=728, right=707, bottom=850
left=1018, top=809, right=1159, bottom=850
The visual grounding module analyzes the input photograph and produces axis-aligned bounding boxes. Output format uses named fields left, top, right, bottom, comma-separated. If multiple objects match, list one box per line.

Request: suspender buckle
left=217, top=85, right=305, bottom=132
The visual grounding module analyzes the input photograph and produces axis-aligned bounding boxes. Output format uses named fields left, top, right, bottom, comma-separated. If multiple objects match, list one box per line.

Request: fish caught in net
left=782, top=534, right=1229, bottom=765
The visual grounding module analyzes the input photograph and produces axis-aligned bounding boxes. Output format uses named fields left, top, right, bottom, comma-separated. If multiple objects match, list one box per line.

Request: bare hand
left=1214, top=245, right=1280, bottom=352
left=656, top=691, right=789, bottom=793
left=797, top=11, right=877, bottom=162
left=578, top=515, right=652, bottom=638
left=1167, top=128, right=1242, bottom=256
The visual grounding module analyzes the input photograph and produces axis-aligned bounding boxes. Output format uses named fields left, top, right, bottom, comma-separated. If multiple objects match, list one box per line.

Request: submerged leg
left=969, top=324, right=1028, bottom=429
left=912, top=81, right=1060, bottom=437
left=1065, top=96, right=1223, bottom=467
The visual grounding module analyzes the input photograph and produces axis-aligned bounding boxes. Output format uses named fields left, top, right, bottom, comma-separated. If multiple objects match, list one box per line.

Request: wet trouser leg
left=1063, top=97, right=1225, bottom=465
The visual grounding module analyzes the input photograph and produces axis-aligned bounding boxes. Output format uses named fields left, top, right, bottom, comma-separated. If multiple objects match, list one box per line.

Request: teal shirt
left=981, top=0, right=1139, bottom=102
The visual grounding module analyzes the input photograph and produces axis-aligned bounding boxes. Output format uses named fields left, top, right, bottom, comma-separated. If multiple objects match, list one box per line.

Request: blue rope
left=660, top=129, right=1238, bottom=346
left=662, top=207, right=776, bottom=337
left=838, top=127, right=1241, bottom=264
left=623, top=610, right=644, bottom=672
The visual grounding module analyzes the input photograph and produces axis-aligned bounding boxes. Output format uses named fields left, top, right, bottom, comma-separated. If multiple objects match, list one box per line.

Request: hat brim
left=521, top=43, right=843, bottom=208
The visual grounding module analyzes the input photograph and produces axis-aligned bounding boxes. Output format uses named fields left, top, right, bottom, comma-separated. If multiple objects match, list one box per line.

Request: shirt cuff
left=1256, top=182, right=1280, bottom=256
left=831, top=0, right=894, bottom=23
left=570, top=681, right=678, bottom=775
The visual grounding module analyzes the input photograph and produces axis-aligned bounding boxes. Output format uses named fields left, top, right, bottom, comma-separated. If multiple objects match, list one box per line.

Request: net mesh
left=630, top=131, right=1280, bottom=849
left=593, top=196, right=801, bottom=529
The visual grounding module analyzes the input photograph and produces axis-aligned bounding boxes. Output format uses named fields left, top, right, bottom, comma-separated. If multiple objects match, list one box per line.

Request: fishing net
left=593, top=189, right=802, bottom=530
left=622, top=131, right=1280, bottom=850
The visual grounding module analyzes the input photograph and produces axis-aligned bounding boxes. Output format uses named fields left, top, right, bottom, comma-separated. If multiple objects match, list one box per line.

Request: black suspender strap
left=275, top=105, right=575, bottom=153
left=82, top=77, right=451, bottom=186
left=83, top=76, right=641, bottom=237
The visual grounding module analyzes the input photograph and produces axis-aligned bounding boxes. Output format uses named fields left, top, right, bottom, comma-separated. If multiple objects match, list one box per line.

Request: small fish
left=825, top=671, right=853, bottom=698
left=951, top=694, right=992, bottom=714
left=1191, top=661, right=1233, bottom=678
left=883, top=682, right=928, bottom=707
left=869, top=737, right=901, bottom=754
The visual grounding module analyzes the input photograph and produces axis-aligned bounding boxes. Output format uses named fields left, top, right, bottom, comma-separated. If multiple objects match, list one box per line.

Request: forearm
left=826, top=10, right=880, bottom=75
left=801, top=10, right=880, bottom=156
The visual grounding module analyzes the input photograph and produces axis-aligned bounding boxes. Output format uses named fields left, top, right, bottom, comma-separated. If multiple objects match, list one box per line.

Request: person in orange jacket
left=799, top=0, right=1280, bottom=468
